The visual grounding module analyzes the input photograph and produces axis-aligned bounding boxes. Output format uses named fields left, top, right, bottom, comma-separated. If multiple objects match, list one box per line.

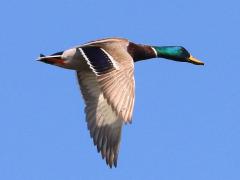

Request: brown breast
left=127, top=42, right=156, bottom=62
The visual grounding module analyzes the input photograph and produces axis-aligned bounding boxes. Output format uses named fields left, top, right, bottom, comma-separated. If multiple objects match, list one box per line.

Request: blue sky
left=1, top=0, right=240, bottom=179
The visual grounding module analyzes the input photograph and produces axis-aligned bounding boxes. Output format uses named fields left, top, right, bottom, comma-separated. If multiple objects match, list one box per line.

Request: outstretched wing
left=78, top=45, right=135, bottom=122
left=77, top=42, right=135, bottom=167
left=77, top=71, right=123, bottom=167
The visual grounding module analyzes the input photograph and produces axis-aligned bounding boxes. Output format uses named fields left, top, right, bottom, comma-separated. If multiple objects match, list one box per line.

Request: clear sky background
left=1, top=0, right=240, bottom=179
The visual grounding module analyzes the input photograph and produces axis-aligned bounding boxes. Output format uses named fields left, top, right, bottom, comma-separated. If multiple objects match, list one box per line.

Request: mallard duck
left=38, top=37, right=204, bottom=168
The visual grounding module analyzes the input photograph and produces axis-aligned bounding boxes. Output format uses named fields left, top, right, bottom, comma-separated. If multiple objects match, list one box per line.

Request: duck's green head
left=153, top=46, right=204, bottom=65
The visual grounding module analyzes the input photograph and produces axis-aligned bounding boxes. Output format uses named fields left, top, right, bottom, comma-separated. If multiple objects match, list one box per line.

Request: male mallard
left=38, top=37, right=204, bottom=168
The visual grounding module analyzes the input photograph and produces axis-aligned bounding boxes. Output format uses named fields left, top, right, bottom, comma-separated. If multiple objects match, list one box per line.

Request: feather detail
left=77, top=71, right=122, bottom=167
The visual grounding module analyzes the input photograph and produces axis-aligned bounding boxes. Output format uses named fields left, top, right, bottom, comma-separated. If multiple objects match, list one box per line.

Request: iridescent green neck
left=153, top=46, right=190, bottom=60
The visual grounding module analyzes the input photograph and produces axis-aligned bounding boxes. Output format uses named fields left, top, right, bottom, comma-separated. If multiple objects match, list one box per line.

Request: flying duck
left=38, top=37, right=204, bottom=168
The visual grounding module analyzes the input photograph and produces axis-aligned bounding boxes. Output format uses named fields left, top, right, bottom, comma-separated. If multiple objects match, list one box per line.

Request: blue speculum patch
left=81, top=47, right=114, bottom=74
